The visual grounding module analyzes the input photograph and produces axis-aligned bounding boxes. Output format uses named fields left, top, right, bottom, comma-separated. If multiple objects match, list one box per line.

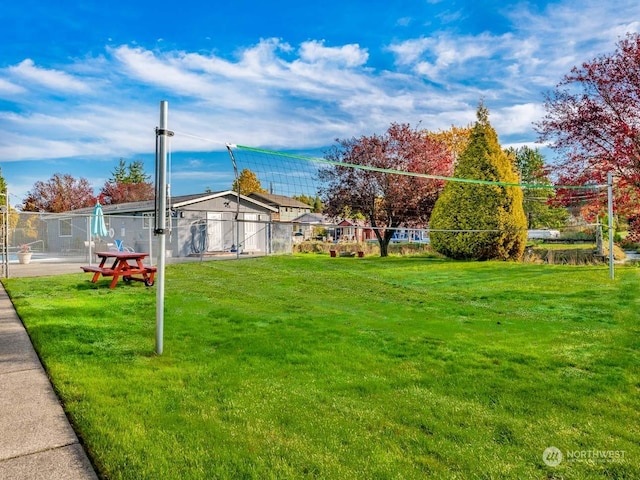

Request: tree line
left=230, top=33, right=640, bottom=259
left=321, top=105, right=552, bottom=259
left=19, top=159, right=154, bottom=212
left=321, top=33, right=640, bottom=258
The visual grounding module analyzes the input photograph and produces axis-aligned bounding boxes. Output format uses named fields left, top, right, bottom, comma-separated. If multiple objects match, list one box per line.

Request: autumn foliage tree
left=319, top=123, right=454, bottom=257
left=426, top=125, right=473, bottom=165
left=22, top=173, right=95, bottom=212
left=232, top=168, right=267, bottom=195
left=101, top=159, right=154, bottom=204
left=536, top=32, right=640, bottom=241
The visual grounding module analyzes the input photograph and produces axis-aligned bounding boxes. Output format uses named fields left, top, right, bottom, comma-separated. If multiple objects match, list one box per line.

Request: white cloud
left=0, top=104, right=154, bottom=162
left=0, top=131, right=86, bottom=160
left=0, top=78, right=25, bottom=95
left=298, top=40, right=369, bottom=67
left=389, top=33, right=504, bottom=84
left=8, top=59, right=92, bottom=93
left=492, top=103, right=546, bottom=136
left=505, top=0, right=640, bottom=82
left=387, top=38, right=430, bottom=66
left=111, top=47, right=220, bottom=99
left=103, top=41, right=410, bottom=148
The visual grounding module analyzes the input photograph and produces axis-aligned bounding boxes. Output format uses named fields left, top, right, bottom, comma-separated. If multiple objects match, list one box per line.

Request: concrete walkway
left=0, top=283, right=97, bottom=480
left=4, top=262, right=84, bottom=279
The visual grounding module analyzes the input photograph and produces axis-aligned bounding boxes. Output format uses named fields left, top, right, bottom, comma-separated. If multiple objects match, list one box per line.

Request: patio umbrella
left=88, top=202, right=108, bottom=265
left=91, top=202, right=109, bottom=237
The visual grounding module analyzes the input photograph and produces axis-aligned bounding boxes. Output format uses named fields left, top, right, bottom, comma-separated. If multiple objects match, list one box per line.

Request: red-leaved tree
left=101, top=182, right=154, bottom=205
left=319, top=123, right=454, bottom=256
left=22, top=173, right=95, bottom=212
left=536, top=32, right=640, bottom=240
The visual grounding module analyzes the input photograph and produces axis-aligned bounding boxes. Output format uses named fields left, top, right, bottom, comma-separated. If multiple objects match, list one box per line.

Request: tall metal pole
left=148, top=222, right=154, bottom=266
left=155, top=101, right=171, bottom=354
left=87, top=217, right=92, bottom=266
left=226, top=144, right=241, bottom=259
left=1, top=192, right=8, bottom=278
left=5, top=192, right=9, bottom=279
left=607, top=172, right=614, bottom=280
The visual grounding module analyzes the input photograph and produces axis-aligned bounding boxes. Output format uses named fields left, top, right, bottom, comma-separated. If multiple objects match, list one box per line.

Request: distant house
left=527, top=229, right=561, bottom=240
left=248, top=192, right=312, bottom=222
left=290, top=214, right=380, bottom=244
left=291, top=212, right=331, bottom=242
left=389, top=228, right=430, bottom=243
left=52, top=191, right=280, bottom=258
left=335, top=219, right=376, bottom=243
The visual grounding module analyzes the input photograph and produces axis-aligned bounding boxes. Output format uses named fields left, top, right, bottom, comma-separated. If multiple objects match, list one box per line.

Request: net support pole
left=154, top=100, right=171, bottom=355
left=226, top=144, right=241, bottom=259
left=87, top=217, right=92, bottom=266
left=1, top=192, right=8, bottom=278
left=607, top=172, right=614, bottom=280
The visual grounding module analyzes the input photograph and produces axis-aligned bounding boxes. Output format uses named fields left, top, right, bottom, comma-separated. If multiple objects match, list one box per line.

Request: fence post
left=607, top=172, right=614, bottom=280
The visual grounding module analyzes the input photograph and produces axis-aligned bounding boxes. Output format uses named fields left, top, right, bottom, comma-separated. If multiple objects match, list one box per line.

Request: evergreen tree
left=312, top=196, right=323, bottom=213
left=108, top=159, right=151, bottom=184
left=292, top=194, right=323, bottom=212
left=506, top=146, right=567, bottom=229
left=110, top=159, right=128, bottom=183
left=430, top=104, right=527, bottom=260
left=101, top=159, right=153, bottom=204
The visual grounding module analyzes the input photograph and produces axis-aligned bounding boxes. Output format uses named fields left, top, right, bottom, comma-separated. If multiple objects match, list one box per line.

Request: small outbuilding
left=50, top=191, right=280, bottom=258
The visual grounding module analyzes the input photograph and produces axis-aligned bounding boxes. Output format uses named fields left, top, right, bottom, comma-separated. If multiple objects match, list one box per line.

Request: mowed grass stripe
left=3, top=256, right=639, bottom=479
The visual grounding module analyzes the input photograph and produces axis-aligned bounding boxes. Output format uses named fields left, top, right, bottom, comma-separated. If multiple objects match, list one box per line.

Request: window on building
left=143, top=212, right=154, bottom=229
left=59, top=218, right=72, bottom=237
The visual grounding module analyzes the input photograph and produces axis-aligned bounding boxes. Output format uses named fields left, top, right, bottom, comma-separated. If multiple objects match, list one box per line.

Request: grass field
left=3, top=255, right=640, bottom=479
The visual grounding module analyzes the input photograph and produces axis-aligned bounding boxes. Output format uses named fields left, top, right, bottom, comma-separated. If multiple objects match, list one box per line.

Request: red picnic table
left=81, top=251, right=157, bottom=289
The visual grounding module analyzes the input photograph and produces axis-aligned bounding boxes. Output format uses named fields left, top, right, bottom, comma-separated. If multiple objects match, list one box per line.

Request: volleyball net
left=225, top=143, right=610, bottom=246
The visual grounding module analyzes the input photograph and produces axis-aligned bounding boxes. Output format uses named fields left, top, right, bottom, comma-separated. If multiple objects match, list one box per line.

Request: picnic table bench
left=81, top=251, right=156, bottom=289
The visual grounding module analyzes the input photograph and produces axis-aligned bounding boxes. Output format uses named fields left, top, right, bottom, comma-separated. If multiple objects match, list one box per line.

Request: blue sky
left=1, top=0, right=639, bottom=206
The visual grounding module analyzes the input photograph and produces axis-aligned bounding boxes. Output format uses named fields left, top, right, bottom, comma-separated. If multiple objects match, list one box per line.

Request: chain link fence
left=0, top=210, right=295, bottom=278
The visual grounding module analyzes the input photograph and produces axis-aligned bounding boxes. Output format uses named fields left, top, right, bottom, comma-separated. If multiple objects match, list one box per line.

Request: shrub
left=619, top=237, right=640, bottom=251
left=559, top=229, right=596, bottom=241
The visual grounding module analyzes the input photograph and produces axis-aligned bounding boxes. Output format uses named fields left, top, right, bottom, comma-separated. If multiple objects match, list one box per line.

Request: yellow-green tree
left=430, top=104, right=527, bottom=260
left=232, top=168, right=267, bottom=195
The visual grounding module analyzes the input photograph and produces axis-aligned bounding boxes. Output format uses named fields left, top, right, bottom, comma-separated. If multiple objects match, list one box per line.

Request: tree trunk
left=379, top=238, right=389, bottom=257
left=379, top=231, right=395, bottom=257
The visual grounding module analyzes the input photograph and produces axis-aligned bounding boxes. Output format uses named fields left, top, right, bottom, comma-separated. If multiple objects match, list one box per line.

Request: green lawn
left=3, top=256, right=639, bottom=479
